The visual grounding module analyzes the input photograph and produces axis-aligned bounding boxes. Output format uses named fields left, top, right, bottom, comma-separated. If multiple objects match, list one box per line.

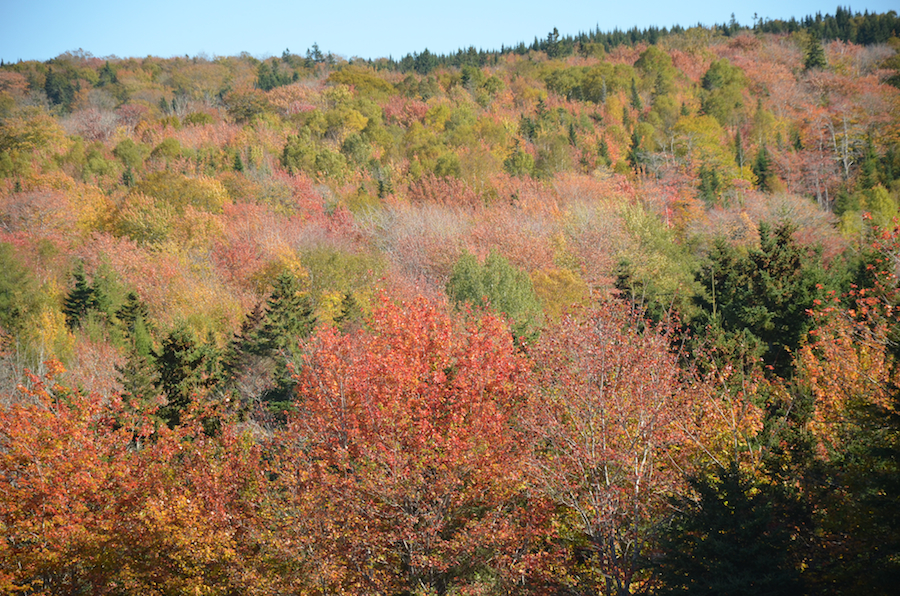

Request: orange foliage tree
left=0, top=361, right=274, bottom=595
left=273, top=295, right=544, bottom=594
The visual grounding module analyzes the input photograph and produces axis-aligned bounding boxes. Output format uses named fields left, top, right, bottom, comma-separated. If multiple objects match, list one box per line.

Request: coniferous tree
left=116, top=291, right=150, bottom=336
left=804, top=36, right=827, bottom=70
left=117, top=349, right=159, bottom=404
left=98, top=61, right=117, bottom=87
left=156, top=323, right=216, bottom=427
left=257, top=272, right=316, bottom=354
left=116, top=326, right=159, bottom=403
left=44, top=67, right=74, bottom=109
left=848, top=387, right=900, bottom=591
left=63, top=262, right=99, bottom=330
left=753, top=143, right=772, bottom=191
left=630, top=77, right=643, bottom=111
left=858, top=136, right=880, bottom=190
left=691, top=222, right=833, bottom=377
left=597, top=136, right=611, bottom=166
left=115, top=313, right=160, bottom=419
left=545, top=28, right=561, bottom=58
left=237, top=273, right=317, bottom=413
left=655, top=462, right=802, bottom=595
left=698, top=165, right=722, bottom=204
left=222, top=302, right=267, bottom=382
left=334, top=291, right=362, bottom=332
left=628, top=129, right=644, bottom=173
left=568, top=122, right=578, bottom=148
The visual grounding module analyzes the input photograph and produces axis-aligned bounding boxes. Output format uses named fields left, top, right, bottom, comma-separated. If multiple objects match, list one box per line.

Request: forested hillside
left=1, top=7, right=900, bottom=594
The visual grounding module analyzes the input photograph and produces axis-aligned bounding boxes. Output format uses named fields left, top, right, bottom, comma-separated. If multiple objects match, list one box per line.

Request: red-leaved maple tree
left=273, top=295, right=542, bottom=594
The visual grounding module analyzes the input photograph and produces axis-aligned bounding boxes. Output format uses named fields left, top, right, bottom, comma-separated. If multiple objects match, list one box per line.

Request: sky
left=1, top=1, right=897, bottom=63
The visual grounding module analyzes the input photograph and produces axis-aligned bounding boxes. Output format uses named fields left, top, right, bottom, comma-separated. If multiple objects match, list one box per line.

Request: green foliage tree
left=257, top=272, right=317, bottom=354
left=414, top=48, right=438, bottom=75
left=156, top=323, right=219, bottom=427
left=223, top=273, right=316, bottom=414
left=44, top=68, right=75, bottom=110
left=62, top=262, right=101, bottom=330
left=615, top=204, right=700, bottom=325
left=503, top=141, right=535, bottom=176
left=281, top=132, right=314, bottom=174
left=804, top=36, right=827, bottom=70
left=116, top=291, right=151, bottom=337
left=446, top=249, right=541, bottom=343
left=333, top=291, right=362, bottom=332
left=700, top=59, right=746, bottom=127
left=97, top=60, right=118, bottom=87
left=256, top=60, right=293, bottom=91
left=655, top=463, right=802, bottom=595
left=597, top=136, right=611, bottom=166
left=691, top=222, right=833, bottom=377
left=546, top=27, right=561, bottom=58
left=0, top=243, right=38, bottom=335
left=113, top=139, right=147, bottom=170
left=753, top=143, right=773, bottom=191
left=697, top=164, right=723, bottom=205
left=630, top=77, right=643, bottom=111
left=116, top=319, right=159, bottom=406
left=857, top=136, right=880, bottom=190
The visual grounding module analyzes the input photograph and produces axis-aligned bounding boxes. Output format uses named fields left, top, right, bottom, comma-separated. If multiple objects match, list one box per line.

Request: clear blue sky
left=1, top=1, right=897, bottom=63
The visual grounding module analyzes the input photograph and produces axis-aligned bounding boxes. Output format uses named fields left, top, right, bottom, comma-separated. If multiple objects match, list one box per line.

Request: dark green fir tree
left=63, top=262, right=99, bottom=329
left=156, top=322, right=217, bottom=427
left=655, top=462, right=802, bottom=596
left=630, top=77, right=643, bottom=111
left=804, top=36, right=827, bottom=70
left=752, top=143, right=772, bottom=192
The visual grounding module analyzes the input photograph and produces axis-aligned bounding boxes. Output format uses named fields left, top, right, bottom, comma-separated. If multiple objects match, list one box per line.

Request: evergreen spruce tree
left=116, top=291, right=151, bottom=336
left=630, top=77, right=643, bottom=111
left=44, top=67, right=74, bottom=108
left=63, top=262, right=99, bottom=329
left=248, top=273, right=317, bottom=413
left=116, top=344, right=159, bottom=405
left=115, top=315, right=160, bottom=415
left=257, top=272, right=316, bottom=353
left=691, top=222, right=832, bottom=377
left=377, top=175, right=394, bottom=199
left=222, top=302, right=267, bottom=383
left=858, top=136, right=880, bottom=190
left=546, top=28, right=561, bottom=59
left=804, top=36, right=827, bottom=70
left=597, top=136, right=611, bottom=166
left=334, top=291, right=362, bottom=332
left=752, top=143, right=772, bottom=191
left=628, top=129, right=644, bottom=173
left=698, top=166, right=722, bottom=204
left=156, top=323, right=215, bottom=427
left=655, top=462, right=802, bottom=595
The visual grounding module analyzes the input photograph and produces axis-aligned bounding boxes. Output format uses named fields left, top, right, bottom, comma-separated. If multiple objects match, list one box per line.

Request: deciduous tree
left=276, top=295, right=538, bottom=594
